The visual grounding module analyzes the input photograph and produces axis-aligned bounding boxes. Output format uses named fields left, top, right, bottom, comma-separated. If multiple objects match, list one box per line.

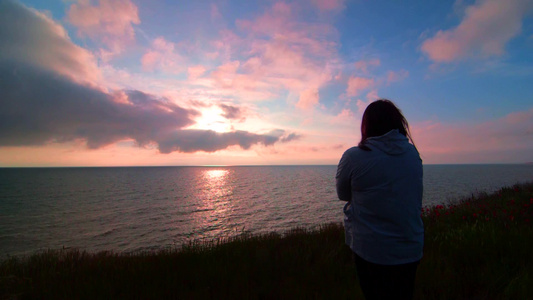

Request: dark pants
left=354, top=253, right=419, bottom=300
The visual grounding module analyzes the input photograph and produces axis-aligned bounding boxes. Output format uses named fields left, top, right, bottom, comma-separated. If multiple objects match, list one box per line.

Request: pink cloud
left=236, top=2, right=292, bottom=35
left=67, top=0, right=140, bottom=56
left=211, top=61, right=240, bottom=88
left=421, top=0, right=533, bottom=63
left=296, top=89, right=320, bottom=110
left=207, top=60, right=277, bottom=101
left=412, top=108, right=533, bottom=163
left=366, top=90, right=379, bottom=101
left=346, top=77, right=374, bottom=97
left=354, top=59, right=380, bottom=74
left=141, top=37, right=183, bottom=73
left=188, top=65, right=207, bottom=79
left=386, top=69, right=409, bottom=83
left=331, top=108, right=355, bottom=124
left=355, top=99, right=370, bottom=114
left=203, top=2, right=338, bottom=106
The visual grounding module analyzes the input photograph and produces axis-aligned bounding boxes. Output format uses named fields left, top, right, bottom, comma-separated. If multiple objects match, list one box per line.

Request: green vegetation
left=1, top=182, right=532, bottom=299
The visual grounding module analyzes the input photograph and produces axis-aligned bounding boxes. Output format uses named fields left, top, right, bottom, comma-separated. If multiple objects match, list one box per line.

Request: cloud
left=412, top=108, right=533, bottom=163
left=66, top=0, right=140, bottom=56
left=0, top=0, right=298, bottom=154
left=205, top=2, right=339, bottom=106
left=355, top=99, right=371, bottom=114
left=219, top=104, right=244, bottom=120
left=346, top=77, right=374, bottom=97
left=141, top=37, right=183, bottom=73
left=386, top=69, right=409, bottom=83
left=211, top=61, right=241, bottom=88
left=0, top=0, right=100, bottom=86
left=331, top=108, right=355, bottom=124
left=354, top=59, right=380, bottom=74
left=0, top=61, right=296, bottom=153
left=366, top=90, right=379, bottom=101
left=421, top=0, right=533, bottom=63
left=280, top=132, right=302, bottom=143
left=156, top=129, right=297, bottom=153
left=187, top=65, right=207, bottom=79
left=296, top=89, right=320, bottom=110
left=0, top=62, right=196, bottom=148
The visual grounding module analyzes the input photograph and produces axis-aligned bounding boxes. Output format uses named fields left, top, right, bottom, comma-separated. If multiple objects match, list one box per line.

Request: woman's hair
left=359, top=99, right=416, bottom=150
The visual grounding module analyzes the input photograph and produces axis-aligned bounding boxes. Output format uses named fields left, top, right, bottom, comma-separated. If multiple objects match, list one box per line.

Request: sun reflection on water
left=191, top=168, right=236, bottom=239
left=205, top=169, right=229, bottom=181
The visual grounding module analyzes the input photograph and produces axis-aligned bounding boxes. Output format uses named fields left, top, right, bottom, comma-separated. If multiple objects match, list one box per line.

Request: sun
left=190, top=106, right=232, bottom=133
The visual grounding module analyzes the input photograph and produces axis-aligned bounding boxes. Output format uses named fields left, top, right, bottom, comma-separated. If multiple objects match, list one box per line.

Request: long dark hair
left=359, top=99, right=416, bottom=150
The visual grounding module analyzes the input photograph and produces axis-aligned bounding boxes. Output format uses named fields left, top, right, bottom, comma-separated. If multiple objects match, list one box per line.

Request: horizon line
left=1, top=162, right=531, bottom=168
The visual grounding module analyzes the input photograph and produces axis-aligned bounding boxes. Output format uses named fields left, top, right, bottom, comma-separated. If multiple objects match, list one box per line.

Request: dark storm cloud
left=0, top=0, right=299, bottom=154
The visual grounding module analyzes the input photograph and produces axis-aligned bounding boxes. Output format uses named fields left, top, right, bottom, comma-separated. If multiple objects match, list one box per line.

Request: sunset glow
left=189, top=107, right=233, bottom=133
left=1, top=0, right=532, bottom=166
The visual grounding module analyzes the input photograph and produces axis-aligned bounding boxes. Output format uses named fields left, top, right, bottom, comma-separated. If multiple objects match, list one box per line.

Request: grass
left=1, top=182, right=532, bottom=299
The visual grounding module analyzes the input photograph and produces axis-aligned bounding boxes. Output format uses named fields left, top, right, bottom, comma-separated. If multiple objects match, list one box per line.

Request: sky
left=0, top=0, right=532, bottom=167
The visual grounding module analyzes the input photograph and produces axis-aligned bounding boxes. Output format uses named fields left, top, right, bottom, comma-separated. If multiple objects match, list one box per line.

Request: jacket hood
left=365, top=129, right=410, bottom=155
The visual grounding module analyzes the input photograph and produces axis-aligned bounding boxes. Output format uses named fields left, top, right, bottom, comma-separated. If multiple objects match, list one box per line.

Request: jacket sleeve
left=336, top=151, right=352, bottom=201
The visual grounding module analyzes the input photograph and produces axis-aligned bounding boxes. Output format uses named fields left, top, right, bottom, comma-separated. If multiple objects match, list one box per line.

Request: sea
left=1, top=164, right=532, bottom=257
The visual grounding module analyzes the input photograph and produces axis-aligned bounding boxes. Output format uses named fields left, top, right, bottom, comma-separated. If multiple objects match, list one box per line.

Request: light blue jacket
left=336, top=129, right=423, bottom=265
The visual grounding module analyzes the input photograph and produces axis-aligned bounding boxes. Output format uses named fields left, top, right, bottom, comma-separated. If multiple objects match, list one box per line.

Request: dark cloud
left=219, top=103, right=243, bottom=120
left=0, top=0, right=99, bottom=84
left=280, top=133, right=302, bottom=143
left=156, top=130, right=280, bottom=153
left=0, top=61, right=196, bottom=148
left=0, top=0, right=299, bottom=154
left=267, top=130, right=302, bottom=143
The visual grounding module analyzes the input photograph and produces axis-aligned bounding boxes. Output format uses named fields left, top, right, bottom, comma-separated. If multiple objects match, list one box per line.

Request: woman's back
left=337, top=129, right=423, bottom=265
left=336, top=99, right=423, bottom=300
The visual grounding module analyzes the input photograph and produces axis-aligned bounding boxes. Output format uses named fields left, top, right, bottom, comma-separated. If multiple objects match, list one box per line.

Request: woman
left=336, top=99, right=423, bottom=300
